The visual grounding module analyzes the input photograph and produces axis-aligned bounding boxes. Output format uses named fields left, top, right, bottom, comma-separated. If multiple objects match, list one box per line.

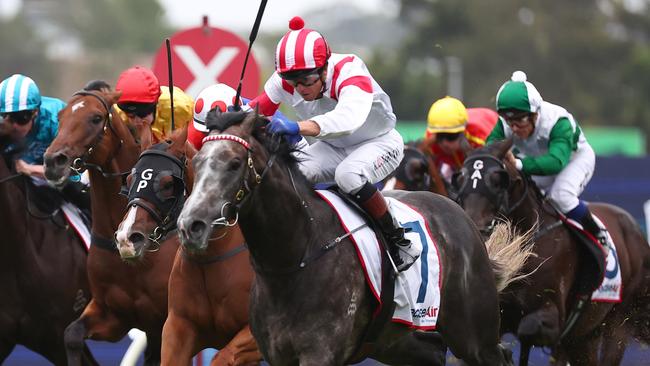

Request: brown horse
left=114, top=128, right=261, bottom=365
left=0, top=124, right=95, bottom=365
left=454, top=139, right=650, bottom=365
left=43, top=90, right=178, bottom=365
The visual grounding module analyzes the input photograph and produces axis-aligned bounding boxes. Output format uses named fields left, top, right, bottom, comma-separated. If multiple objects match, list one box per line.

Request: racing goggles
left=1, top=110, right=36, bottom=126
left=436, top=132, right=462, bottom=142
left=499, top=109, right=533, bottom=128
left=118, top=102, right=157, bottom=118
left=280, top=68, right=323, bottom=87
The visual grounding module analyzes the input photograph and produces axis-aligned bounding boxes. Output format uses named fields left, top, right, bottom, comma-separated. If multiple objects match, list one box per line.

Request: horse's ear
left=103, top=91, right=122, bottom=105
left=496, top=137, right=514, bottom=159
left=169, top=125, right=189, bottom=154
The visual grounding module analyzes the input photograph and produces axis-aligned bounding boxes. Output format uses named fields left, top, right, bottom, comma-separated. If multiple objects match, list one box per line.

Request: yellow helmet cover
left=426, top=96, right=468, bottom=135
left=153, top=86, right=194, bottom=140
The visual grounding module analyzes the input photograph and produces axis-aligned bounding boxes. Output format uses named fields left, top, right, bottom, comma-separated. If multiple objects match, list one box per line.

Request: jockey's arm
left=309, top=86, right=373, bottom=139
left=519, top=118, right=574, bottom=176
left=15, top=159, right=45, bottom=178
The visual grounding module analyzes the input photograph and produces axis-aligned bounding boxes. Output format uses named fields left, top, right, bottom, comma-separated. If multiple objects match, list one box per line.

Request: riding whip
left=233, top=0, right=268, bottom=111
left=166, top=38, right=175, bottom=131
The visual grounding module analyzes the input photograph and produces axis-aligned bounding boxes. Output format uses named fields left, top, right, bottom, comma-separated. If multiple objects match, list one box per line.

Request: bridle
left=456, top=154, right=529, bottom=234
left=125, top=148, right=188, bottom=248
left=68, top=90, right=130, bottom=179
left=201, top=133, right=278, bottom=228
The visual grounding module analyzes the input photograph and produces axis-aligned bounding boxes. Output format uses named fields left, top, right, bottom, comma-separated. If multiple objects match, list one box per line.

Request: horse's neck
left=0, top=162, right=30, bottom=256
left=88, top=124, right=140, bottom=239
left=511, top=186, right=554, bottom=231
left=239, top=167, right=325, bottom=271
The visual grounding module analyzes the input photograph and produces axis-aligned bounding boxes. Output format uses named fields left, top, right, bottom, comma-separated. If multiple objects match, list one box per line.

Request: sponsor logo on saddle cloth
left=567, top=215, right=622, bottom=303
left=316, top=190, right=441, bottom=329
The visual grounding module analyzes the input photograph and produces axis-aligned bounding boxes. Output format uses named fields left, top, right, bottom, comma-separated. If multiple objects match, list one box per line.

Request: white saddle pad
left=61, top=202, right=91, bottom=250
left=316, top=190, right=441, bottom=329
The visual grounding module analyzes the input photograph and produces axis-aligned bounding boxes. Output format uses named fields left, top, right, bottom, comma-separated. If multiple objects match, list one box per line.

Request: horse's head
left=178, top=109, right=276, bottom=251
left=391, top=146, right=431, bottom=191
left=454, top=138, right=527, bottom=235
left=44, top=90, right=122, bottom=188
left=115, top=127, right=194, bottom=261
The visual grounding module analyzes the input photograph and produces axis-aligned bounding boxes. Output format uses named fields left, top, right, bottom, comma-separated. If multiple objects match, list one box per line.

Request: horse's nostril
left=189, top=220, right=207, bottom=235
left=128, top=232, right=146, bottom=245
left=54, top=153, right=68, bottom=167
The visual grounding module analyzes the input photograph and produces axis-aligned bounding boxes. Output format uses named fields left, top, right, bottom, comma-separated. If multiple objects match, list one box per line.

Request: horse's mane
left=205, top=109, right=301, bottom=167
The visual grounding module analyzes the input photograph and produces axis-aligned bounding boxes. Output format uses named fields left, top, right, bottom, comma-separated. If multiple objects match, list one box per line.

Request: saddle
left=558, top=213, right=607, bottom=296
left=314, top=183, right=398, bottom=355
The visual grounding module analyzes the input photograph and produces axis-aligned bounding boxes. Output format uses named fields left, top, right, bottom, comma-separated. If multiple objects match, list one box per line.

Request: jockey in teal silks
left=0, top=74, right=90, bottom=215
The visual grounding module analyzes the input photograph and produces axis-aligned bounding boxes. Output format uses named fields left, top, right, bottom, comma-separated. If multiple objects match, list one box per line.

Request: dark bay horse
left=114, top=128, right=261, bottom=365
left=177, top=111, right=534, bottom=366
left=454, top=139, right=650, bottom=365
left=0, top=125, right=95, bottom=364
left=43, top=90, right=178, bottom=365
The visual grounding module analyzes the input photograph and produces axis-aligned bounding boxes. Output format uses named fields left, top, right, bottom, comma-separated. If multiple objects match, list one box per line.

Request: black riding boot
left=579, top=207, right=609, bottom=251
left=351, top=182, right=419, bottom=272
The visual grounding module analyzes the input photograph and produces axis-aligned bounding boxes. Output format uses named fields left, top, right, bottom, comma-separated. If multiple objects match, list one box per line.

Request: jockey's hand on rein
left=267, top=117, right=300, bottom=136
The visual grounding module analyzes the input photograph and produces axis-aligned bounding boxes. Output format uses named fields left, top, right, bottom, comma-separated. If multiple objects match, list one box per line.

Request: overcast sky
left=159, top=0, right=396, bottom=32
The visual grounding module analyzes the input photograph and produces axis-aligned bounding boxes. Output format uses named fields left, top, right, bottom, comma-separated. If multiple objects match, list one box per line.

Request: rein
left=202, top=133, right=358, bottom=275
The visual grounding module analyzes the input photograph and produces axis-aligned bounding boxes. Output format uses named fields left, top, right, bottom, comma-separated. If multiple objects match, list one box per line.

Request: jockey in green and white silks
left=486, top=71, right=607, bottom=248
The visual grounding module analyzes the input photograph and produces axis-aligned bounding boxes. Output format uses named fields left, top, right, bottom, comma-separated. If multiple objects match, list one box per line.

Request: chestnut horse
left=43, top=90, right=177, bottom=365
left=114, top=129, right=261, bottom=365
left=0, top=124, right=95, bottom=364
left=455, top=139, right=650, bottom=365
left=177, top=111, right=537, bottom=366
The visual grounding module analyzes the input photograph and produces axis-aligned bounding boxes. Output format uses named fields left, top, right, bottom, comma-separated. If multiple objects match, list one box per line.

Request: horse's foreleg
left=161, top=313, right=197, bottom=366
left=143, top=333, right=162, bottom=366
left=211, top=325, right=262, bottom=366
left=600, top=313, right=630, bottom=366
left=371, top=330, right=447, bottom=366
left=518, top=341, right=530, bottom=366
left=0, top=341, right=15, bottom=363
left=65, top=300, right=129, bottom=366
left=562, top=332, right=600, bottom=366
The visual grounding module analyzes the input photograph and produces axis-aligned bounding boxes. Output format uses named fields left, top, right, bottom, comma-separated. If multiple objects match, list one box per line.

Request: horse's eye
left=227, top=158, right=242, bottom=171
left=91, top=115, right=103, bottom=125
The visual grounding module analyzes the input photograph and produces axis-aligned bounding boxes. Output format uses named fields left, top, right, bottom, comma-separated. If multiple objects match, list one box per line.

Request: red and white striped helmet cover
left=275, top=16, right=330, bottom=74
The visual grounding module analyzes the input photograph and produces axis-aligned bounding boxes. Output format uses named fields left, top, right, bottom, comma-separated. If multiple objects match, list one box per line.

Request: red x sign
left=152, top=26, right=261, bottom=99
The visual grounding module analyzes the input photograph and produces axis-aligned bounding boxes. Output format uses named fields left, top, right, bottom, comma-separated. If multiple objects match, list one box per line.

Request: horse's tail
left=484, top=220, right=536, bottom=292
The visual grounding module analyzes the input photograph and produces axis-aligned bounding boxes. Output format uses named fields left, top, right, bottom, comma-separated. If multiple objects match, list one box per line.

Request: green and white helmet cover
left=495, top=71, right=542, bottom=114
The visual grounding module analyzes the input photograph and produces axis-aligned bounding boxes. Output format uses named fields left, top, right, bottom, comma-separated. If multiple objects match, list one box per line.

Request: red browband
left=202, top=134, right=250, bottom=150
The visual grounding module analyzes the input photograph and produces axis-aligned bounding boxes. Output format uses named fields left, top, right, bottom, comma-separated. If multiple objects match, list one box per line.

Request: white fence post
left=120, top=329, right=147, bottom=366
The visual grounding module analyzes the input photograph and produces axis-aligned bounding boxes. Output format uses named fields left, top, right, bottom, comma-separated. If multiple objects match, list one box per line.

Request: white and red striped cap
left=275, top=16, right=331, bottom=75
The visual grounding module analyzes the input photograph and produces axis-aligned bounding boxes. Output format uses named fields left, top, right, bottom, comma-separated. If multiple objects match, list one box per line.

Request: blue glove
left=268, top=117, right=300, bottom=136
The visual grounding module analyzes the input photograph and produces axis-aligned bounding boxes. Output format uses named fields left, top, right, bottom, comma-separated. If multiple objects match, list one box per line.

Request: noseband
left=201, top=133, right=277, bottom=228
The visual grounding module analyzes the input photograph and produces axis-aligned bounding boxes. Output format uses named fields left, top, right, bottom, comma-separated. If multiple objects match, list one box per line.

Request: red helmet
left=116, top=66, right=161, bottom=104
left=275, top=16, right=331, bottom=75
